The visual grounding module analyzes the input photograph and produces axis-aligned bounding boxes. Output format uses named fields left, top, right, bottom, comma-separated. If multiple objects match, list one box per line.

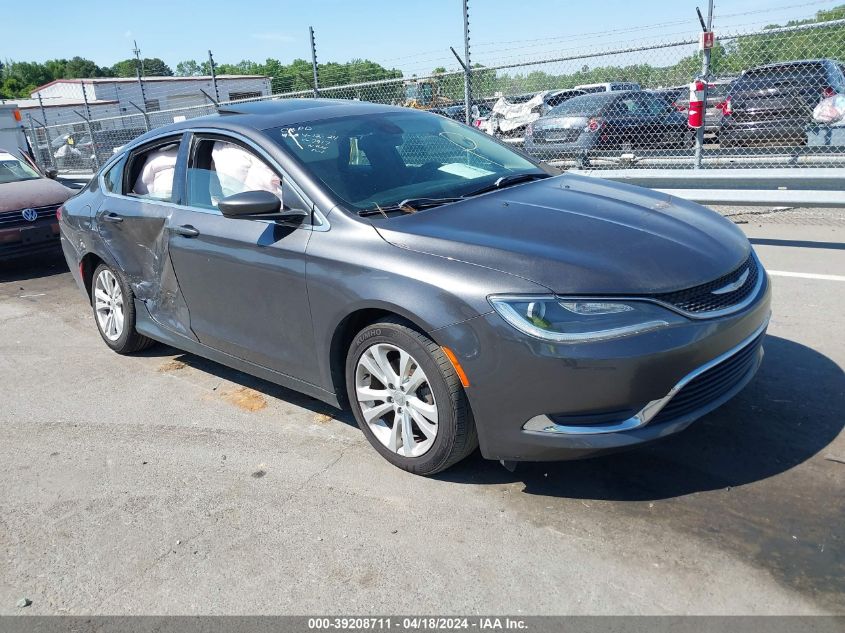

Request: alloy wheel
left=354, top=343, right=439, bottom=457
left=94, top=269, right=125, bottom=341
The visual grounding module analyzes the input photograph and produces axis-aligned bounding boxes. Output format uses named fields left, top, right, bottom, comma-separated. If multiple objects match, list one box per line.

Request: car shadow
left=436, top=334, right=845, bottom=501
left=0, top=248, right=68, bottom=283
left=748, top=237, right=845, bottom=251
left=132, top=334, right=843, bottom=501
left=135, top=344, right=358, bottom=425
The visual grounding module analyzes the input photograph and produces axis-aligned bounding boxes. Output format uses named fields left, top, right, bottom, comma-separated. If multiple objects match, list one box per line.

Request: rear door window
left=102, top=155, right=127, bottom=193
left=125, top=137, right=182, bottom=202
left=638, top=93, right=672, bottom=115
left=549, top=93, right=617, bottom=115
left=607, top=96, right=642, bottom=115
left=832, top=64, right=845, bottom=92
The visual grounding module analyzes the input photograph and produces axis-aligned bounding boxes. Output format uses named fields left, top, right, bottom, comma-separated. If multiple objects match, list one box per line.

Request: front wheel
left=345, top=317, right=478, bottom=475
left=91, top=263, right=155, bottom=354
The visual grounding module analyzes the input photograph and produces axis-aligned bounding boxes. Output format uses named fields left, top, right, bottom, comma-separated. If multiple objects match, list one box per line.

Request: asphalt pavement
left=0, top=217, right=842, bottom=615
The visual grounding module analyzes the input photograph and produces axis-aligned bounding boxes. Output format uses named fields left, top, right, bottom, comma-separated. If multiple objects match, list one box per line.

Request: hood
left=374, top=174, right=750, bottom=295
left=0, top=178, right=73, bottom=213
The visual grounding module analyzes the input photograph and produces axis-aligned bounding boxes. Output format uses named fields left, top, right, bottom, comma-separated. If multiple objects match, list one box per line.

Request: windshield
left=548, top=93, right=618, bottom=116
left=272, top=111, right=543, bottom=211
left=0, top=154, right=41, bottom=184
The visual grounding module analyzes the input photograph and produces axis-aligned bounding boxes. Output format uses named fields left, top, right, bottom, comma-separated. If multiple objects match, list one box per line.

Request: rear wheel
left=345, top=317, right=478, bottom=475
left=91, top=263, right=155, bottom=354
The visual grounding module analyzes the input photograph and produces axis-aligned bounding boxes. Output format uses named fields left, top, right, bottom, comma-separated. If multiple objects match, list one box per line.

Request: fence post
left=694, top=0, right=714, bottom=170
left=462, top=0, right=472, bottom=125
left=200, top=89, right=220, bottom=112
left=133, top=40, right=148, bottom=114
left=80, top=82, right=100, bottom=169
left=128, top=101, right=151, bottom=131
left=73, top=110, right=99, bottom=171
left=309, top=26, right=320, bottom=97
left=208, top=50, right=220, bottom=103
left=81, top=82, right=93, bottom=122
left=36, top=93, right=54, bottom=168
left=26, top=115, right=40, bottom=169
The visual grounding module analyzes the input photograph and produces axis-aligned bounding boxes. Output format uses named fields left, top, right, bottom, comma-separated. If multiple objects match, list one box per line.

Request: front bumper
left=719, top=119, right=808, bottom=146
left=0, top=220, right=61, bottom=261
left=434, top=272, right=771, bottom=462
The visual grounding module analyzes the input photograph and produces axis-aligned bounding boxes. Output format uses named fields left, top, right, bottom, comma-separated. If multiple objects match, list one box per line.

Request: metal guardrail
left=571, top=167, right=845, bottom=207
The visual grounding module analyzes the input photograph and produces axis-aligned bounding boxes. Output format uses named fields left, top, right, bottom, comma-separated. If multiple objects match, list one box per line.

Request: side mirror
left=45, top=168, right=58, bottom=180
left=218, top=190, right=307, bottom=222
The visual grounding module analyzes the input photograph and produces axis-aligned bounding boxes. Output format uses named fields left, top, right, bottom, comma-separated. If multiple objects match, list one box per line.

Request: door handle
left=101, top=212, right=123, bottom=223
left=172, top=224, right=200, bottom=238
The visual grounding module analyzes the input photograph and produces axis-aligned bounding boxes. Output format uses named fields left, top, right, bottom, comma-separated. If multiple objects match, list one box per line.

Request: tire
left=91, top=263, right=155, bottom=354
left=345, top=317, right=478, bottom=475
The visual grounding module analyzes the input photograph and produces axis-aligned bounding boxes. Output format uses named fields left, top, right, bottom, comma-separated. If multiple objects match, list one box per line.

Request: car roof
left=743, top=58, right=837, bottom=73
left=541, top=90, right=633, bottom=115
left=126, top=98, right=409, bottom=146
left=575, top=82, right=638, bottom=88
left=571, top=89, right=635, bottom=99
left=547, top=89, right=586, bottom=97
left=223, top=98, right=411, bottom=129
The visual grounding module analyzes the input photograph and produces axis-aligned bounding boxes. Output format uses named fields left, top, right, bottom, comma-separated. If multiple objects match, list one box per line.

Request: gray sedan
left=59, top=99, right=770, bottom=475
left=524, top=91, right=692, bottom=158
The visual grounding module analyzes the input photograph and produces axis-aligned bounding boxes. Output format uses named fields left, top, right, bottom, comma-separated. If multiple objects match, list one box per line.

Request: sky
left=1, top=0, right=842, bottom=76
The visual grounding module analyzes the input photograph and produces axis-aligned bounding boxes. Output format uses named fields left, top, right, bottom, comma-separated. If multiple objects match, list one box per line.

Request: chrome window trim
left=523, top=315, right=770, bottom=436
left=98, top=127, right=330, bottom=233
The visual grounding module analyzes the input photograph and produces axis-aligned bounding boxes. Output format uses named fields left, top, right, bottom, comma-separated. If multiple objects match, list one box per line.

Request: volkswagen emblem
left=21, top=208, right=38, bottom=222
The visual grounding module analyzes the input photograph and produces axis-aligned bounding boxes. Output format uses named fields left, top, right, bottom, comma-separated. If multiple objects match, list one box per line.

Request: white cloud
left=250, top=33, right=295, bottom=43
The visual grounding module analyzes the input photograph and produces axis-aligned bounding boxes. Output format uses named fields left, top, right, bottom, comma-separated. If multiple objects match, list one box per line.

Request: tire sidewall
left=91, top=263, right=135, bottom=352
left=345, top=323, right=459, bottom=474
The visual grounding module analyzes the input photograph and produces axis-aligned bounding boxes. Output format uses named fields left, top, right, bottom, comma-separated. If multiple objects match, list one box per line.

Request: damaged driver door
left=164, top=132, right=320, bottom=385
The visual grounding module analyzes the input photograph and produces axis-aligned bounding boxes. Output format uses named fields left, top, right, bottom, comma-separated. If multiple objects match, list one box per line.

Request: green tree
left=216, top=60, right=262, bottom=75
left=63, top=56, right=110, bottom=78
left=175, top=60, right=203, bottom=76
left=0, top=76, right=27, bottom=99
left=112, top=57, right=172, bottom=77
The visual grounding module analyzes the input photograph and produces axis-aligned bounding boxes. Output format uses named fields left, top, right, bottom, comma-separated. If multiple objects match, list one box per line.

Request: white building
left=16, top=75, right=272, bottom=130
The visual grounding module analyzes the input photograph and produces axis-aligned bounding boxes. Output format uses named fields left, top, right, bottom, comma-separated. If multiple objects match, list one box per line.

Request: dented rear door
left=95, top=134, right=196, bottom=340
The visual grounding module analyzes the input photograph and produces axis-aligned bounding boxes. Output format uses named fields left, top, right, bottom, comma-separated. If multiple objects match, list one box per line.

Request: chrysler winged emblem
left=712, top=269, right=749, bottom=295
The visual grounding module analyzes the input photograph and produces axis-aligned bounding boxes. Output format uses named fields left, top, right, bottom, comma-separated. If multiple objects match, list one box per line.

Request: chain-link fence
left=23, top=75, right=271, bottom=173
left=22, top=16, right=845, bottom=175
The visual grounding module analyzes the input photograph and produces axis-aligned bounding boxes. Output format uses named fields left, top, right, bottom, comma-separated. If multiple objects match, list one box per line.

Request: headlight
left=489, top=295, right=684, bottom=343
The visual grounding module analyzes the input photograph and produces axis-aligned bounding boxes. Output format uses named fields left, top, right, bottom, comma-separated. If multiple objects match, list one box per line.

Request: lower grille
left=651, top=331, right=765, bottom=424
